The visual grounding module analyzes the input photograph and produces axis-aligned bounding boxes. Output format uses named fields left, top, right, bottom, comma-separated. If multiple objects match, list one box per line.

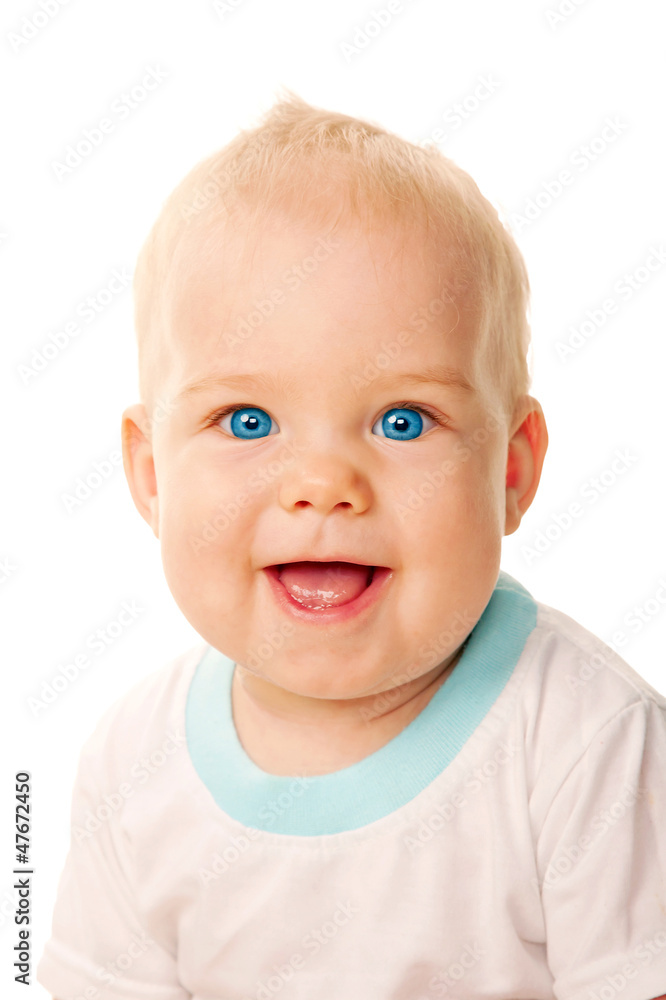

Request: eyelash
left=204, top=402, right=450, bottom=433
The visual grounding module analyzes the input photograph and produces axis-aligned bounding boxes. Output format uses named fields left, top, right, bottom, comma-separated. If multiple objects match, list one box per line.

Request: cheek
left=428, top=454, right=505, bottom=537
left=158, top=460, right=266, bottom=594
left=160, top=449, right=251, bottom=534
left=463, top=441, right=508, bottom=520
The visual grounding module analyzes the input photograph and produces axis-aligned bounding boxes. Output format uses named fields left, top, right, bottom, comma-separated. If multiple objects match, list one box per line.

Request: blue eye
left=218, top=407, right=278, bottom=440
left=372, top=407, right=437, bottom=441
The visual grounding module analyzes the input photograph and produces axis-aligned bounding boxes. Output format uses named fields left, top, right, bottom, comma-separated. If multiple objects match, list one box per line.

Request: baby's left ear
left=504, top=396, right=548, bottom=536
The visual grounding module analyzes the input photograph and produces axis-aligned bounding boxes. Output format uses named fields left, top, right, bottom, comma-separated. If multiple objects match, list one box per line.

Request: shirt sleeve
left=37, top=729, right=191, bottom=1000
left=536, top=696, right=666, bottom=1000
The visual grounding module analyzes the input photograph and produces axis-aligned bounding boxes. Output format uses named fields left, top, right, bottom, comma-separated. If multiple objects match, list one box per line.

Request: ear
left=121, top=404, right=160, bottom=538
left=504, top=396, right=548, bottom=536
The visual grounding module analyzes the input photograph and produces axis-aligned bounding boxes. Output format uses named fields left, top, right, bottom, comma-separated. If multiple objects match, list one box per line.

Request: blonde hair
left=134, top=90, right=531, bottom=421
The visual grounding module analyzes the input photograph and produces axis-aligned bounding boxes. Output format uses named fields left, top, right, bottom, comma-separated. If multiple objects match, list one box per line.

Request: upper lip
left=263, top=556, right=387, bottom=569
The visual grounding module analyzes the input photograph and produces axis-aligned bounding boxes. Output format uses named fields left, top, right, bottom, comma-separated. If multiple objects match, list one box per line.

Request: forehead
left=163, top=211, right=479, bottom=399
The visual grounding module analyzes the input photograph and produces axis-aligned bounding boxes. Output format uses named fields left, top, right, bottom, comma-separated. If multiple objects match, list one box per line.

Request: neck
left=232, top=643, right=466, bottom=751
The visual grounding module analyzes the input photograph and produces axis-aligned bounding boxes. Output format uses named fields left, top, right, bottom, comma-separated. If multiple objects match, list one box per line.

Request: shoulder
left=494, top=573, right=666, bottom=794
left=504, top=581, right=666, bottom=807
left=528, top=593, right=665, bottom=713
left=492, top=572, right=665, bottom=734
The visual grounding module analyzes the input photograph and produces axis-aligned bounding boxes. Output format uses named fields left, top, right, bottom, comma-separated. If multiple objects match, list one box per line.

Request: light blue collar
left=186, top=571, right=537, bottom=835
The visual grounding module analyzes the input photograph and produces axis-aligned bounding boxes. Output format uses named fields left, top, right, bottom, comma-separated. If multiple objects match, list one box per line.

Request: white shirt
left=37, top=572, right=666, bottom=1000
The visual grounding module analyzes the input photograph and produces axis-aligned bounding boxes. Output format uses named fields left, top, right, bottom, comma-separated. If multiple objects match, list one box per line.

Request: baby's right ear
left=121, top=404, right=160, bottom=539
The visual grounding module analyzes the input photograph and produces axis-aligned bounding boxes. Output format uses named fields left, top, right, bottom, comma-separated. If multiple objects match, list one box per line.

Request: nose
left=278, top=452, right=372, bottom=515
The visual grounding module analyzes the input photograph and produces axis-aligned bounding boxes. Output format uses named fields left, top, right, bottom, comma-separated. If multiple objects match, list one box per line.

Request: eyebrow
left=175, top=363, right=474, bottom=403
left=175, top=371, right=303, bottom=403
left=369, top=364, right=474, bottom=393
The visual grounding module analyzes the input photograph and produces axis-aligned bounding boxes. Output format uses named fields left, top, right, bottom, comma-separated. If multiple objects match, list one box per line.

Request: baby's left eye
left=371, top=406, right=438, bottom=441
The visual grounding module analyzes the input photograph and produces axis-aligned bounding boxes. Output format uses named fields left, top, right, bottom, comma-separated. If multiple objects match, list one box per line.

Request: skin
left=121, top=212, right=548, bottom=776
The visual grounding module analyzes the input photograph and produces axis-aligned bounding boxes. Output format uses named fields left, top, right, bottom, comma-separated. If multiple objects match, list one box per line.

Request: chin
left=260, top=657, right=382, bottom=702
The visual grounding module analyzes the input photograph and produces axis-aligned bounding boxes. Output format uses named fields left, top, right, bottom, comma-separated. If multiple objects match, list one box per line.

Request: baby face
left=126, top=213, right=532, bottom=704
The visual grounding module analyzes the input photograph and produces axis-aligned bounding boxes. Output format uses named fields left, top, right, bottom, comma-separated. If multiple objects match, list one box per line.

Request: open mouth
left=263, top=561, right=392, bottom=620
left=275, top=561, right=374, bottom=608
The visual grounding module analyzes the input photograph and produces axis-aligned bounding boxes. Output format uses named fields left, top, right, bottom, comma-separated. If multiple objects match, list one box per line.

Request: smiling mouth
left=262, top=560, right=393, bottom=621
left=273, top=561, right=375, bottom=608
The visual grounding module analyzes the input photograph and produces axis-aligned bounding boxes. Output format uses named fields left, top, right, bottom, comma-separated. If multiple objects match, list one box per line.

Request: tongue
left=278, top=561, right=372, bottom=608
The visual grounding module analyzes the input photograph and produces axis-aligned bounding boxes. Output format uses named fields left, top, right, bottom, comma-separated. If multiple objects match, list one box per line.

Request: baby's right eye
left=216, top=405, right=279, bottom=440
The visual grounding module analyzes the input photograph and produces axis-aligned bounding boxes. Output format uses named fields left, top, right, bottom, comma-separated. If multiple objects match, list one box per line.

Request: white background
left=2, top=0, right=665, bottom=996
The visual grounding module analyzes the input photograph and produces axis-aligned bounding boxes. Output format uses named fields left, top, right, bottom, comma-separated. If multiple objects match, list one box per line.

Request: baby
left=38, top=94, right=666, bottom=1000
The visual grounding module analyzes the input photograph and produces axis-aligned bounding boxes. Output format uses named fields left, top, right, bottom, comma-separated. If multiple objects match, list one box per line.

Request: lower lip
left=262, top=565, right=393, bottom=624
